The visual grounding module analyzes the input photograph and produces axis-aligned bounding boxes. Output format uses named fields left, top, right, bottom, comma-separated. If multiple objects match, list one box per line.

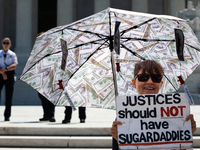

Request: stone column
left=57, top=0, right=73, bottom=26
left=168, top=0, right=185, bottom=17
left=15, top=0, right=37, bottom=53
left=132, top=0, right=148, bottom=13
left=94, top=0, right=110, bottom=13
left=0, top=0, right=4, bottom=43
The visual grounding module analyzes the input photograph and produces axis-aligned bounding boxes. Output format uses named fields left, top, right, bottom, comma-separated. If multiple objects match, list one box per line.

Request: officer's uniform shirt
left=0, top=49, right=18, bottom=68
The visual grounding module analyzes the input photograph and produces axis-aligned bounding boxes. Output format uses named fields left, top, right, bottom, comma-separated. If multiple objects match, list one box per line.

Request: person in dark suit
left=62, top=106, right=86, bottom=123
left=38, top=93, right=56, bottom=122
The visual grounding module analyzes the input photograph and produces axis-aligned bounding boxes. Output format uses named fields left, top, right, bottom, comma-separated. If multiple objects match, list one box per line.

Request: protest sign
left=116, top=93, right=192, bottom=149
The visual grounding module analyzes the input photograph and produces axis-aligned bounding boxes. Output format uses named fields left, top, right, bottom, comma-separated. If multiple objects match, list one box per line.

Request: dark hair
left=37, top=32, right=45, bottom=37
left=2, top=37, right=11, bottom=45
left=134, top=60, right=164, bottom=77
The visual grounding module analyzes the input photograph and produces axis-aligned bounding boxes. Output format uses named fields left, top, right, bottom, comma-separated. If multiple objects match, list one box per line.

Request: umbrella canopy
left=20, top=8, right=200, bottom=109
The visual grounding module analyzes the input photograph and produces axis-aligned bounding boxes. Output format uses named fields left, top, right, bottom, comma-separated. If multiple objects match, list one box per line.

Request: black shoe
left=4, top=118, right=9, bottom=121
left=49, top=117, right=56, bottom=122
left=62, top=119, right=70, bottom=124
left=80, top=119, right=85, bottom=123
left=39, top=118, right=49, bottom=121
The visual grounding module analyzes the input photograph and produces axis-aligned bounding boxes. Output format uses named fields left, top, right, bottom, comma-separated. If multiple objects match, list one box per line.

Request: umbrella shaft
left=111, top=50, right=118, bottom=96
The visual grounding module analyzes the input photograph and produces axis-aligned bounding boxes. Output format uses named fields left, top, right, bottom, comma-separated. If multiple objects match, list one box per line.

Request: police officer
left=0, top=38, right=18, bottom=121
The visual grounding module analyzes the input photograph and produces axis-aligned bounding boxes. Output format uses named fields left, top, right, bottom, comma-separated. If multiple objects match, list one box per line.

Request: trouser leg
left=38, top=93, right=49, bottom=119
left=4, top=74, right=14, bottom=119
left=112, top=137, right=119, bottom=150
left=64, top=106, right=72, bottom=120
left=79, top=107, right=86, bottom=120
left=48, top=100, right=55, bottom=118
left=0, top=75, right=4, bottom=103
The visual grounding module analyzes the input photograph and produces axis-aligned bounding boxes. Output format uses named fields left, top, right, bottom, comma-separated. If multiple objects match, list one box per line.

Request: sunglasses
left=3, top=42, right=9, bottom=45
left=135, top=74, right=162, bottom=83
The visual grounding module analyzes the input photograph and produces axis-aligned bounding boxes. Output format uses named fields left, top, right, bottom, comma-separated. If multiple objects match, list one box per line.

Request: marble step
left=0, top=136, right=111, bottom=148
left=0, top=147, right=111, bottom=150
left=0, top=135, right=200, bottom=148
left=0, top=126, right=200, bottom=136
left=0, top=149, right=199, bottom=150
left=0, top=147, right=112, bottom=150
left=194, top=136, right=200, bottom=148
left=0, top=126, right=111, bottom=136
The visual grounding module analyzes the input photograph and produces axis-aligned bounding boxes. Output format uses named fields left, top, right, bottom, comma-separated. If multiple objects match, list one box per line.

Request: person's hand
left=185, top=114, right=196, bottom=134
left=110, top=121, right=122, bottom=141
left=0, top=68, right=4, bottom=74
left=0, top=68, right=7, bottom=80
left=2, top=72, right=7, bottom=80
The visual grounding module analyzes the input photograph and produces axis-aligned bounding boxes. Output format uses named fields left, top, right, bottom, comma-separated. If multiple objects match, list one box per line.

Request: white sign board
left=116, top=93, right=192, bottom=150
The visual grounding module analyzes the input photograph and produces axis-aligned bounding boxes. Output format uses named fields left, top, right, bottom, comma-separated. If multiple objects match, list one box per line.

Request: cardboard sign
left=116, top=93, right=192, bottom=150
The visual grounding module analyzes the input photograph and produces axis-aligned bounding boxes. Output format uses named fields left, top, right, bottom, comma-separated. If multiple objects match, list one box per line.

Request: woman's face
left=2, top=40, right=11, bottom=52
left=132, top=69, right=163, bottom=95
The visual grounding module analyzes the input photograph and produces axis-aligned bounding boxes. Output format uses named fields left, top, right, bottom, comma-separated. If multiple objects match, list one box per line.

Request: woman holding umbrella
left=110, top=60, right=196, bottom=150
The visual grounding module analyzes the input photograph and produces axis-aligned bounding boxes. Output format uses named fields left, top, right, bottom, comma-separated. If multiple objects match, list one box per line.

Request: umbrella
left=20, top=8, right=200, bottom=109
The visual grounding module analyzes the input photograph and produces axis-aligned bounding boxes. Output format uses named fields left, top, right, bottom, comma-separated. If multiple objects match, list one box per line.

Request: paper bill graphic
left=93, top=77, right=113, bottom=94
left=84, top=71, right=101, bottom=85
left=86, top=84, right=100, bottom=104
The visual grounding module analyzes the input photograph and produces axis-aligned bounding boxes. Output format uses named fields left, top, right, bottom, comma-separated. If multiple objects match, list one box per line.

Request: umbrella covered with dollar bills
left=20, top=8, right=200, bottom=109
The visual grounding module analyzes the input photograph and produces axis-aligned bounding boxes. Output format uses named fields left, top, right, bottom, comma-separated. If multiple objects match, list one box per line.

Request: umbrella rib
left=121, top=44, right=145, bottom=60
left=67, top=37, right=108, bottom=50
left=185, top=43, right=200, bottom=52
left=120, top=17, right=157, bottom=36
left=121, top=43, right=178, bottom=92
left=58, top=27, right=108, bottom=39
left=163, top=74, right=178, bottom=92
left=121, top=37, right=175, bottom=42
left=19, top=51, right=61, bottom=78
left=64, top=39, right=109, bottom=83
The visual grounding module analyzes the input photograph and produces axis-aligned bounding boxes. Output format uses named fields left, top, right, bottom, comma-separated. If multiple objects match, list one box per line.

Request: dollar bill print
left=68, top=69, right=88, bottom=89
left=69, top=92, right=85, bottom=106
left=125, top=68, right=135, bottom=79
left=93, top=77, right=113, bottom=95
left=100, top=89, right=115, bottom=109
left=66, top=55, right=81, bottom=74
left=99, top=84, right=114, bottom=99
left=116, top=72, right=126, bottom=90
left=94, top=68, right=113, bottom=78
left=24, top=74, right=42, bottom=89
left=78, top=52, right=93, bottom=65
left=86, top=84, right=100, bottom=105
left=84, top=71, right=101, bottom=85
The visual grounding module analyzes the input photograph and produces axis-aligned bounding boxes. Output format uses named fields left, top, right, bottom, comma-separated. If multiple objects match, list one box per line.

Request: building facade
left=0, top=0, right=186, bottom=53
